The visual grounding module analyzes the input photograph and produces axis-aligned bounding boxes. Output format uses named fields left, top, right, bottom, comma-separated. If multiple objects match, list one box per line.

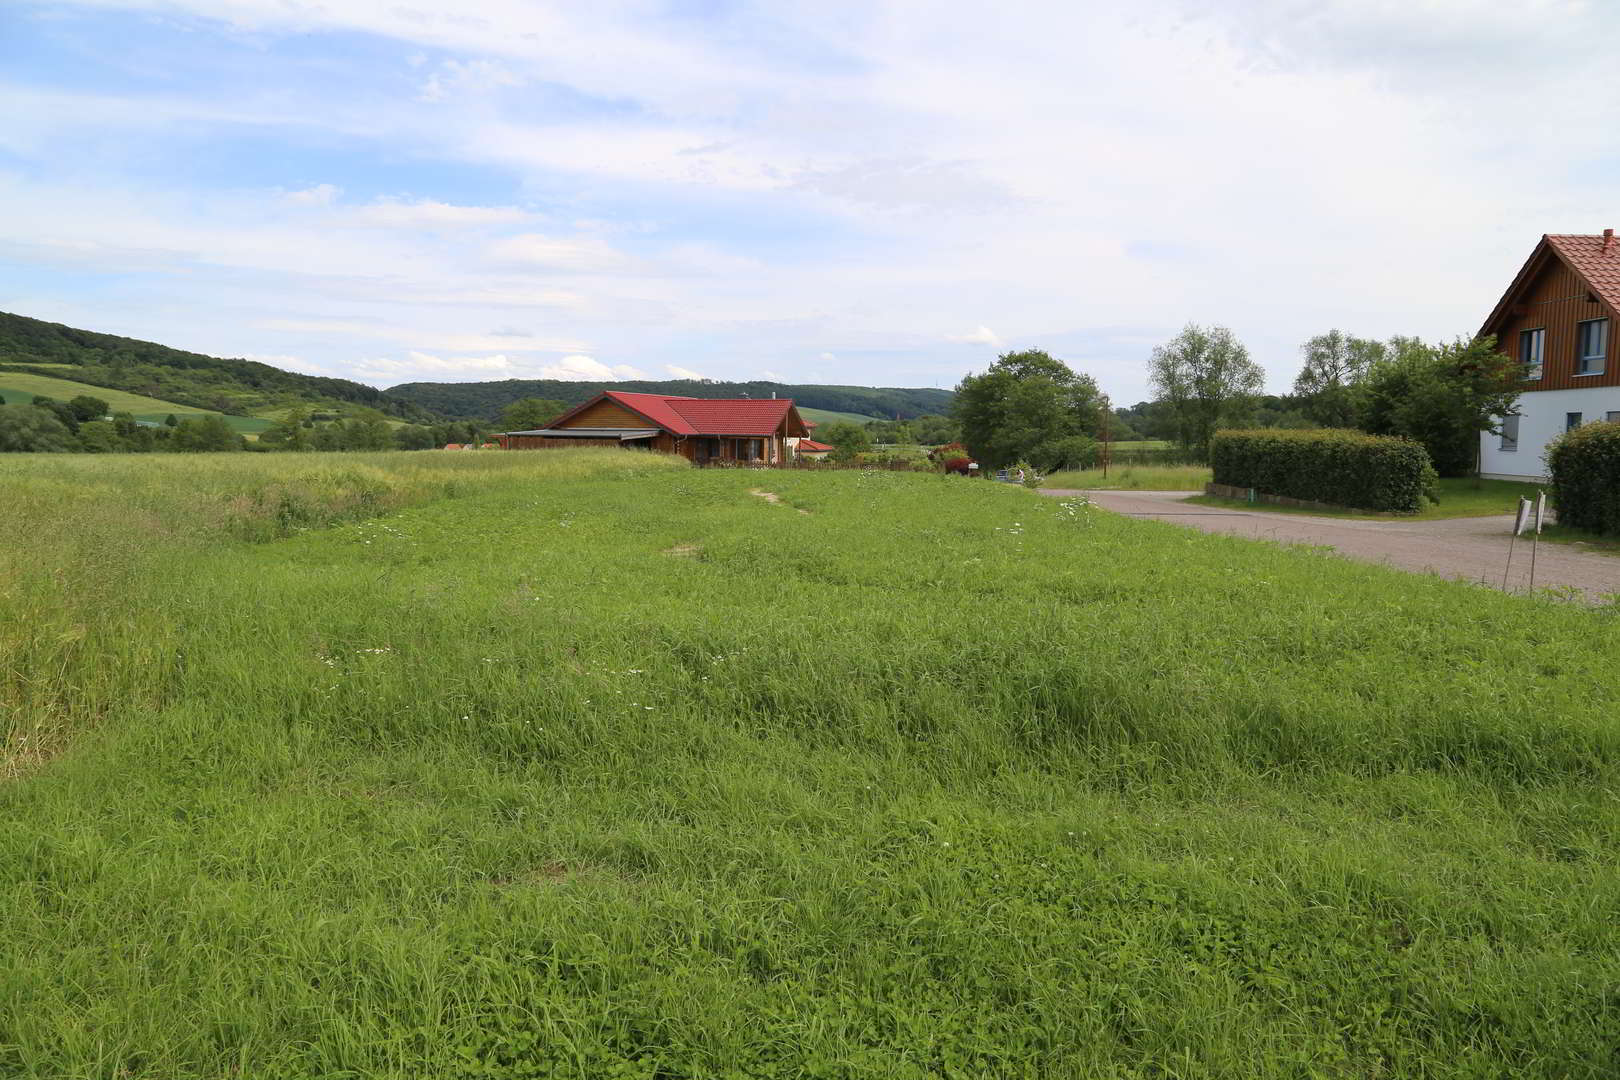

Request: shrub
left=1210, top=428, right=1437, bottom=512
left=1546, top=419, right=1620, bottom=535
left=941, top=456, right=972, bottom=475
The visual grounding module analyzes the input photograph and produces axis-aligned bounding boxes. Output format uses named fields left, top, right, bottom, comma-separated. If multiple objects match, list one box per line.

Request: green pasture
left=2, top=451, right=1618, bottom=1078
left=0, top=370, right=272, bottom=433
left=1043, top=463, right=1214, bottom=490
left=797, top=405, right=885, bottom=426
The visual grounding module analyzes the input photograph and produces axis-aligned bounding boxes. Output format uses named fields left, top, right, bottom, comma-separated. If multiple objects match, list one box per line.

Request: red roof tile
left=595, top=391, right=801, bottom=436
left=796, top=439, right=833, bottom=452
left=1545, top=233, right=1620, bottom=313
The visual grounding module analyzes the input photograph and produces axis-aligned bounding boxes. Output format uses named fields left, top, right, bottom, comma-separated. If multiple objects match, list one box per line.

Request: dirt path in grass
left=1039, top=489, right=1620, bottom=601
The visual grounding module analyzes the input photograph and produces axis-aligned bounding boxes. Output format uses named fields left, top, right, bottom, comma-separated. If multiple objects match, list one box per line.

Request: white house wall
left=1480, top=385, right=1620, bottom=481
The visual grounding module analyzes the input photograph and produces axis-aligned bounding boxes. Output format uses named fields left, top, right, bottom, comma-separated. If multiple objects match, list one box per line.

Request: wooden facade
left=497, top=391, right=811, bottom=466
left=1482, top=240, right=1619, bottom=390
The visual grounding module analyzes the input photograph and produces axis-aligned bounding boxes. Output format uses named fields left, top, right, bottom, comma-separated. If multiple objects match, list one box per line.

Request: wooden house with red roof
left=497, top=390, right=815, bottom=466
left=1479, top=230, right=1620, bottom=480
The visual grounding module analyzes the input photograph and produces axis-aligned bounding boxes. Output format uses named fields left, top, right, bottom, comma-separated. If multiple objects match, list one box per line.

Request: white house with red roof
left=496, top=390, right=816, bottom=466
left=1479, top=230, right=1620, bottom=481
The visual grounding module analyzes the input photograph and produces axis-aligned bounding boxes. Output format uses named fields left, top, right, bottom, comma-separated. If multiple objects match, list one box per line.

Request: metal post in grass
left=1504, top=496, right=1530, bottom=590
left=1528, top=490, right=1546, bottom=593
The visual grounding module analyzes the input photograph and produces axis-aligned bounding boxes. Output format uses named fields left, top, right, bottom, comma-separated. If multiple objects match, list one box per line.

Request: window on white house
left=1499, top=414, right=1519, bottom=451
left=1567, top=412, right=1584, bottom=432
left=1520, top=328, right=1544, bottom=379
left=1608, top=411, right=1620, bottom=423
left=1576, top=318, right=1607, bottom=375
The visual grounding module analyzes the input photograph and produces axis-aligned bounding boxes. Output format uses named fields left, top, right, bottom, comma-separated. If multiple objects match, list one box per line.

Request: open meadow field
left=0, top=371, right=273, bottom=433
left=3, top=451, right=1619, bottom=1078
left=1042, top=464, right=1213, bottom=490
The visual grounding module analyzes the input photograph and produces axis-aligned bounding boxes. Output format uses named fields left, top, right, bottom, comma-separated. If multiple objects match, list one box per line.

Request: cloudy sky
left=2, top=1, right=1616, bottom=402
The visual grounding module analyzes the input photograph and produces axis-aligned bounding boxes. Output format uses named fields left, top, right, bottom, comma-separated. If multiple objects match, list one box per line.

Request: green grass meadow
left=1042, top=464, right=1213, bottom=490
left=3, top=451, right=1619, bottom=1077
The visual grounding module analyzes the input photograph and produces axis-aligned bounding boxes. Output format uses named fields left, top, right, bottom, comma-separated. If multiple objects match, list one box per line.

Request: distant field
left=797, top=405, right=885, bottom=426
left=1044, top=464, right=1213, bottom=490
left=0, top=370, right=272, bottom=433
left=3, top=453, right=1616, bottom=1077
left=1108, top=439, right=1171, bottom=449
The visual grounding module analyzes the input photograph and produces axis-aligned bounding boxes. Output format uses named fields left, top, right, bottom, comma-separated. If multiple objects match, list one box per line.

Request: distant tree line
left=387, top=377, right=955, bottom=423
left=939, top=324, right=1520, bottom=477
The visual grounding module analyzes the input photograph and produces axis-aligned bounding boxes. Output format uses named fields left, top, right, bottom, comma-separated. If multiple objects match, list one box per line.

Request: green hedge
left=1210, top=429, right=1437, bottom=512
left=1546, top=420, right=1620, bottom=535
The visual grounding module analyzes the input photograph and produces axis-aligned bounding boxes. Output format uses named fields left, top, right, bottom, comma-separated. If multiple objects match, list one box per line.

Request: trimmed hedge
left=1546, top=419, right=1620, bottom=535
left=1210, top=429, right=1437, bottom=512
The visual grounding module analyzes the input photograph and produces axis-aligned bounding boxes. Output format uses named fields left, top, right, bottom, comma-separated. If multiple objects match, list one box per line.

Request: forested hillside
left=386, top=377, right=955, bottom=422
left=0, top=312, right=438, bottom=422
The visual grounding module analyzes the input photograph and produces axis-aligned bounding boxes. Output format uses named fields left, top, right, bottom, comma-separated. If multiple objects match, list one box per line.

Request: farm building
left=497, top=390, right=817, bottom=466
left=1479, top=230, right=1620, bottom=480
left=794, top=439, right=834, bottom=460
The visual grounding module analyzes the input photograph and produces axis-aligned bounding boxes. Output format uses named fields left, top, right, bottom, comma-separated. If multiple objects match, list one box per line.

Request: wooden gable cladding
left=1487, top=244, right=1620, bottom=391
left=555, top=398, right=653, bottom=428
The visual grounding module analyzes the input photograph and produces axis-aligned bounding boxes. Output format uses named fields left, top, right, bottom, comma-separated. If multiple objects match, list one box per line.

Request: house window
left=736, top=438, right=763, bottom=462
left=1576, top=318, right=1607, bottom=375
left=1519, top=328, right=1544, bottom=380
left=1499, top=413, right=1519, bottom=451
left=1567, top=412, right=1583, bottom=432
left=1608, top=411, right=1620, bottom=423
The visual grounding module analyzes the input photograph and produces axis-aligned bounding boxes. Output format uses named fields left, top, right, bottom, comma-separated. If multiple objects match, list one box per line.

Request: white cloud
left=759, top=369, right=785, bottom=380
left=543, top=354, right=650, bottom=380
left=348, top=197, right=535, bottom=228
left=949, top=326, right=1004, bottom=349
left=283, top=184, right=340, bottom=206
left=418, top=58, right=522, bottom=103
left=488, top=233, right=634, bottom=272
left=666, top=364, right=707, bottom=380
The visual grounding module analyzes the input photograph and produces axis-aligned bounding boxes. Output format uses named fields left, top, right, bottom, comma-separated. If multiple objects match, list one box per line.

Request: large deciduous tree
left=1148, top=324, right=1264, bottom=455
left=499, top=397, right=568, bottom=431
left=953, top=349, right=1103, bottom=469
left=1356, top=335, right=1520, bottom=476
left=0, top=404, right=77, bottom=452
left=1293, top=330, right=1385, bottom=428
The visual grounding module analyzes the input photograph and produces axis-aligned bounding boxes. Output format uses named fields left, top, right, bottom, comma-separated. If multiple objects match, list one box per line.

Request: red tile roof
left=593, top=391, right=802, bottom=436
left=1545, top=233, right=1620, bottom=312
left=796, top=439, right=833, bottom=452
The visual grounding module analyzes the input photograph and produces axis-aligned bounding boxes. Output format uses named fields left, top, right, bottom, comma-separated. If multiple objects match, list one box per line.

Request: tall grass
left=1042, top=463, right=1212, bottom=490
left=2, top=453, right=1617, bottom=1077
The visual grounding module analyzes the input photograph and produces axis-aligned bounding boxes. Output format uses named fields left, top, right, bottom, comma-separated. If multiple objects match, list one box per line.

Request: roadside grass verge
left=1186, top=477, right=1545, bottom=520
left=1042, top=463, right=1212, bottom=490
left=2, top=457, right=1618, bottom=1077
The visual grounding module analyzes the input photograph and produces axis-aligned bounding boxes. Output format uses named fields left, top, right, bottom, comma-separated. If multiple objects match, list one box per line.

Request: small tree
left=499, top=397, right=568, bottom=431
left=1148, top=324, right=1264, bottom=456
left=0, top=404, right=76, bottom=452
left=1293, top=330, right=1384, bottom=428
left=1356, top=335, right=1520, bottom=477
left=953, top=349, right=1103, bottom=469
left=820, top=421, right=872, bottom=462
left=69, top=395, right=111, bottom=423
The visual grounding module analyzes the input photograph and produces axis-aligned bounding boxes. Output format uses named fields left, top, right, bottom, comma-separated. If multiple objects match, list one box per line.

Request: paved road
left=1039, top=489, right=1620, bottom=601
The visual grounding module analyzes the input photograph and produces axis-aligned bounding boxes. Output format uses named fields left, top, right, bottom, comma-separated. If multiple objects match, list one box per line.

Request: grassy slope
left=798, top=405, right=886, bottom=426
left=0, top=371, right=272, bottom=433
left=3, top=454, right=1619, bottom=1078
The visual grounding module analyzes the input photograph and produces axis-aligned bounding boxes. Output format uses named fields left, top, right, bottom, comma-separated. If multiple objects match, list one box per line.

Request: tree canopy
left=953, top=349, right=1103, bottom=470
left=1148, top=324, right=1264, bottom=455
left=499, top=397, right=568, bottom=431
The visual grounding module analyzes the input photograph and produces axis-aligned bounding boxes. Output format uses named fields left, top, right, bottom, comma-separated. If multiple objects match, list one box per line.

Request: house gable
left=1481, top=233, right=1620, bottom=391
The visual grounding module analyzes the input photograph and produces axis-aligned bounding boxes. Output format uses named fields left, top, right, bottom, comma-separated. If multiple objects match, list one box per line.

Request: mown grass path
left=3, top=453, right=1618, bottom=1078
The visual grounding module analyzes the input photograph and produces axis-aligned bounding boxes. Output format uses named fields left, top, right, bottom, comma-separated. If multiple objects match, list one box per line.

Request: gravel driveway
left=1039, top=489, right=1620, bottom=601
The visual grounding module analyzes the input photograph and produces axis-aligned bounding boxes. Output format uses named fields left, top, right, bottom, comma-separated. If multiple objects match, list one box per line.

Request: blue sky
left=4, top=1, right=1619, bottom=401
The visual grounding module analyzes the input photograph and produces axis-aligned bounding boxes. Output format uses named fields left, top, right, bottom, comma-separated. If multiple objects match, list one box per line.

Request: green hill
left=0, top=311, right=438, bottom=424
left=0, top=370, right=273, bottom=433
left=384, top=377, right=955, bottom=422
